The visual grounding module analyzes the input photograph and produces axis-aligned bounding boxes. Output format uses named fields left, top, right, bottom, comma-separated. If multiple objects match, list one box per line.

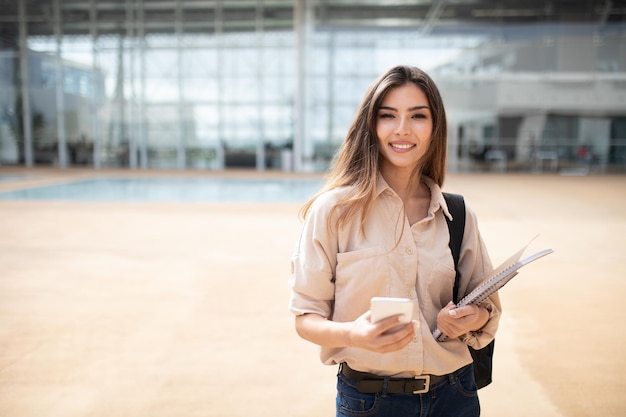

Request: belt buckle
left=412, top=375, right=430, bottom=394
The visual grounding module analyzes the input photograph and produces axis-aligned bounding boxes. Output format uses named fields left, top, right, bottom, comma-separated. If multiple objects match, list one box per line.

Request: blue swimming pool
left=0, top=177, right=324, bottom=202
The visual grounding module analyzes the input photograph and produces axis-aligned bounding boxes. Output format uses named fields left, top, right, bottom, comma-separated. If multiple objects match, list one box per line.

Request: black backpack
left=442, top=192, right=495, bottom=390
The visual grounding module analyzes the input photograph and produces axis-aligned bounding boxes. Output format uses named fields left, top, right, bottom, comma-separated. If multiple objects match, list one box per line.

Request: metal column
left=215, top=0, right=225, bottom=169
left=293, top=0, right=313, bottom=172
left=137, top=0, right=148, bottom=169
left=175, top=0, right=186, bottom=169
left=255, top=0, right=266, bottom=171
left=126, top=0, right=138, bottom=169
left=18, top=0, right=33, bottom=167
left=89, top=0, right=101, bottom=168
left=110, top=36, right=125, bottom=166
left=326, top=31, right=335, bottom=153
left=53, top=0, right=68, bottom=167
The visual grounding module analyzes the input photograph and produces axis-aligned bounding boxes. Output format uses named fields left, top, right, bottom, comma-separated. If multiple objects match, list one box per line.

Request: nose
left=394, top=116, right=410, bottom=136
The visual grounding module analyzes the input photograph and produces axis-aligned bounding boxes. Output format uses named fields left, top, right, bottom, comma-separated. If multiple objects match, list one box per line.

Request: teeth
left=391, top=144, right=414, bottom=149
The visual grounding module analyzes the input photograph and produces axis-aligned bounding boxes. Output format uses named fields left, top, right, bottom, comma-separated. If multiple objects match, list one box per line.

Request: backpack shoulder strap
left=442, top=192, right=466, bottom=304
left=444, top=192, right=495, bottom=390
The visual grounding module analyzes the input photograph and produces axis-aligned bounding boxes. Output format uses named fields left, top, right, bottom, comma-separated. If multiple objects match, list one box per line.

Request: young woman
left=289, top=65, right=501, bottom=417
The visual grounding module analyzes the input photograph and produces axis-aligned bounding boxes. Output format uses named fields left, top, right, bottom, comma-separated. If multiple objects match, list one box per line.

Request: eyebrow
left=379, top=105, right=430, bottom=111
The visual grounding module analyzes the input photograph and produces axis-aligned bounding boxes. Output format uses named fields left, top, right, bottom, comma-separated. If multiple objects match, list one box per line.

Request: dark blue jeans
left=336, top=364, right=480, bottom=417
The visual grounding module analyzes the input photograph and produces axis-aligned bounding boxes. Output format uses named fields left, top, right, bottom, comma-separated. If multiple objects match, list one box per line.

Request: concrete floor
left=0, top=168, right=624, bottom=417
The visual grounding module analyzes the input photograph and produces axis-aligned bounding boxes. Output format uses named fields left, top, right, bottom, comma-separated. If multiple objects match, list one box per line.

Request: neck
left=381, top=168, right=425, bottom=202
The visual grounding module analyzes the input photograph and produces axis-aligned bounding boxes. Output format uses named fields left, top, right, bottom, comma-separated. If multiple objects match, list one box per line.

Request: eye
left=412, top=113, right=427, bottom=119
left=378, top=113, right=394, bottom=119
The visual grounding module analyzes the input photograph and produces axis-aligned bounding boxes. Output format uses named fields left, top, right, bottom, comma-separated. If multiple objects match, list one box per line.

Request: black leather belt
left=340, top=363, right=448, bottom=395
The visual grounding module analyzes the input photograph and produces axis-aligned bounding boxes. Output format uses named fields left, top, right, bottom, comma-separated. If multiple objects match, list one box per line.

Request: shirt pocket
left=334, top=246, right=389, bottom=321
left=426, top=260, right=457, bottom=308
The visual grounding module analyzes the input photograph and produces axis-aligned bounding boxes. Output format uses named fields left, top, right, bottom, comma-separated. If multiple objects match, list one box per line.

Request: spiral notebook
left=432, top=238, right=553, bottom=342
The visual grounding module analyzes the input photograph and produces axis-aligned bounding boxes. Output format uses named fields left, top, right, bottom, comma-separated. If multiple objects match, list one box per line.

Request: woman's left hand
left=436, top=302, right=489, bottom=339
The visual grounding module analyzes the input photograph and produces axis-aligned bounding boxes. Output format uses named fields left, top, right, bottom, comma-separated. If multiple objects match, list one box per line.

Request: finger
left=378, top=323, right=415, bottom=350
left=376, top=314, right=411, bottom=333
left=377, top=320, right=414, bottom=342
left=449, top=305, right=475, bottom=318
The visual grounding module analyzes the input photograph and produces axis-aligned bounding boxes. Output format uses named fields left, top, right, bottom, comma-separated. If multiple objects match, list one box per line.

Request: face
left=375, top=83, right=433, bottom=177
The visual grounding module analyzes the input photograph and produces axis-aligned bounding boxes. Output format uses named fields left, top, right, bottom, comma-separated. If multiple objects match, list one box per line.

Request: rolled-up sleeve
left=289, top=194, right=339, bottom=318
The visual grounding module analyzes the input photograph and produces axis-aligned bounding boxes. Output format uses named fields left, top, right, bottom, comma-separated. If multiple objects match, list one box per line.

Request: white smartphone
left=370, top=297, right=413, bottom=333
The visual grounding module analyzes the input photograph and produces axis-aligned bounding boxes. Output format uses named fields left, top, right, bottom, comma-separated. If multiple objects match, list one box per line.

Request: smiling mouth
left=390, top=143, right=415, bottom=150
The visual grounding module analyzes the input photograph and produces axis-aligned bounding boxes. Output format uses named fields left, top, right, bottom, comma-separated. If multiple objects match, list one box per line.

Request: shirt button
left=406, top=248, right=413, bottom=254
left=408, top=293, right=414, bottom=299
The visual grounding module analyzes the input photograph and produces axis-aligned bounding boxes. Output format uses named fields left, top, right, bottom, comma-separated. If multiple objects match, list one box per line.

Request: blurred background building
left=0, top=0, right=625, bottom=173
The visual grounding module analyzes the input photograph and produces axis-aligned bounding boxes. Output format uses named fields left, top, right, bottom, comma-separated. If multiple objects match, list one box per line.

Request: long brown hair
left=301, top=65, right=448, bottom=229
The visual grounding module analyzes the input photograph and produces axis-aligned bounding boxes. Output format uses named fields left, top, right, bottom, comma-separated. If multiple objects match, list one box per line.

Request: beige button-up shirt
left=289, top=176, right=501, bottom=377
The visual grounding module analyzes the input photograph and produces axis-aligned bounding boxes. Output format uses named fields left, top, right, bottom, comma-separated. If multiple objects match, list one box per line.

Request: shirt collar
left=375, top=174, right=390, bottom=197
left=424, top=177, right=453, bottom=221
left=375, top=174, right=453, bottom=221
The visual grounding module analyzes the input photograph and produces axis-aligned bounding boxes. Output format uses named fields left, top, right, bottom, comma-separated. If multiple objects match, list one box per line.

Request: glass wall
left=1, top=1, right=625, bottom=173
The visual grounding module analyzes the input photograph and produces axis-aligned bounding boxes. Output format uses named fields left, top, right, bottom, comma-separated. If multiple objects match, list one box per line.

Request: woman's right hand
left=295, top=312, right=415, bottom=353
left=347, top=311, right=416, bottom=353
